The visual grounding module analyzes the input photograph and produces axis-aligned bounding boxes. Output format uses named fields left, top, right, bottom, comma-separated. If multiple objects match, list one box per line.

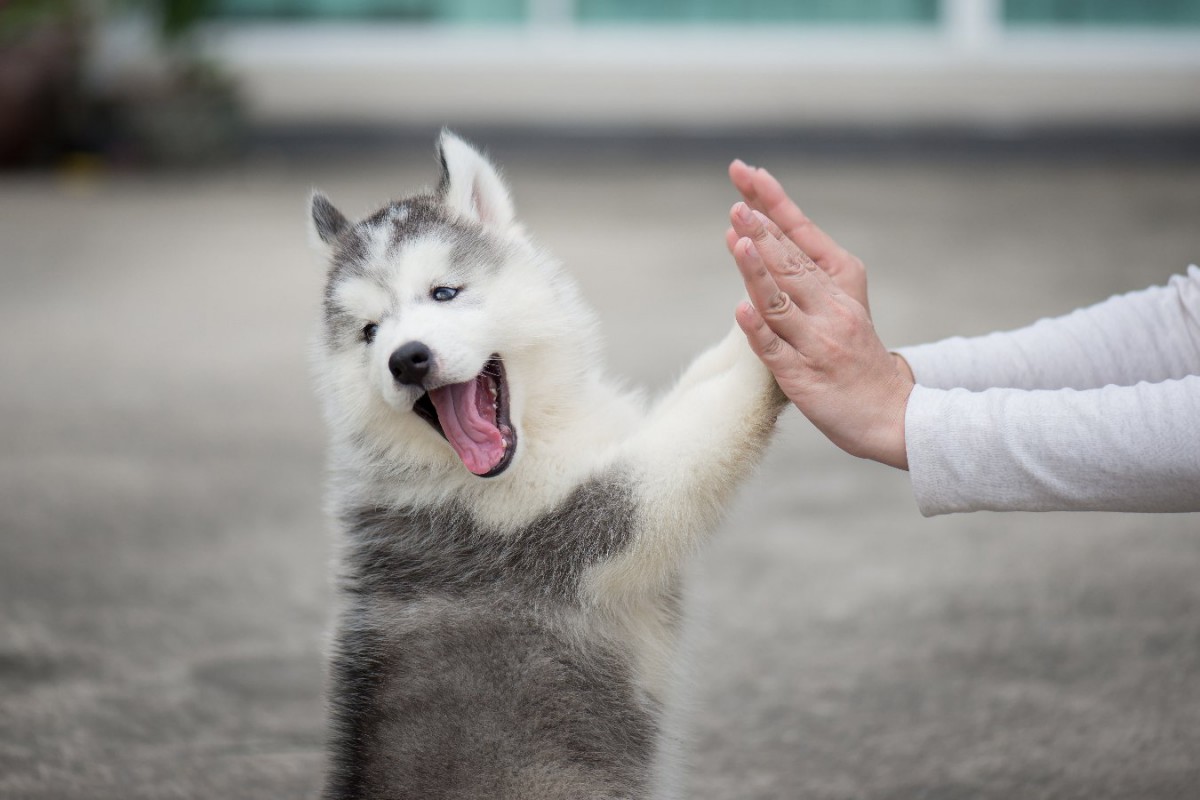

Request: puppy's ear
left=436, top=129, right=515, bottom=229
left=310, top=191, right=350, bottom=246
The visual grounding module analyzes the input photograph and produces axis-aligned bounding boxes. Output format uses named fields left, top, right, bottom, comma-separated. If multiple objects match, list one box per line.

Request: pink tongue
left=427, top=375, right=505, bottom=475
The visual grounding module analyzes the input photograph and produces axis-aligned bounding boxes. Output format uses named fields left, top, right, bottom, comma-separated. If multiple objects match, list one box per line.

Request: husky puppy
left=311, top=131, right=786, bottom=800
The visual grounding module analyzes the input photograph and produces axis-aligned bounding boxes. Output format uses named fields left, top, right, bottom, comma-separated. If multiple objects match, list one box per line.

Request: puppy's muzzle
left=390, top=341, right=433, bottom=386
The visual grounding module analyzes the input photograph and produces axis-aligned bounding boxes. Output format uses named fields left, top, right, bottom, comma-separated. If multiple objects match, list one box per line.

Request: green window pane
left=213, top=0, right=525, bottom=21
left=576, top=0, right=940, bottom=24
left=1004, top=0, right=1200, bottom=26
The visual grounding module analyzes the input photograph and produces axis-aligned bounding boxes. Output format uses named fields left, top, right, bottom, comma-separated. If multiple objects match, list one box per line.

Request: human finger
left=731, top=161, right=791, bottom=245
left=732, top=163, right=871, bottom=311
left=729, top=159, right=760, bottom=209
left=730, top=203, right=810, bottom=266
left=730, top=203, right=834, bottom=313
left=730, top=159, right=784, bottom=238
left=727, top=218, right=782, bottom=256
left=744, top=167, right=845, bottom=266
left=752, top=210, right=785, bottom=241
left=735, top=300, right=798, bottom=374
left=733, top=237, right=813, bottom=348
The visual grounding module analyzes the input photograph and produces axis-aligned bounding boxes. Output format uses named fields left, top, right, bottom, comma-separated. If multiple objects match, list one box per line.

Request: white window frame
left=199, top=0, right=1200, bottom=127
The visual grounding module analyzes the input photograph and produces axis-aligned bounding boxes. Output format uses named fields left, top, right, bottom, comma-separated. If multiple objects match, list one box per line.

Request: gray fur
left=319, top=194, right=501, bottom=348
left=313, top=192, right=351, bottom=244
left=339, top=473, right=637, bottom=602
left=311, top=136, right=762, bottom=800
left=436, top=138, right=452, bottom=196
left=323, top=473, right=661, bottom=800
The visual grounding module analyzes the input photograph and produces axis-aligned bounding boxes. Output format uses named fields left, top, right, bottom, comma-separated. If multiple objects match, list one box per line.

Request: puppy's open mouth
left=413, top=356, right=516, bottom=477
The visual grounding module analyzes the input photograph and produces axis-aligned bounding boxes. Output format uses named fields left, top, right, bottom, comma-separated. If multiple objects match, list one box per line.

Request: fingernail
left=735, top=204, right=755, bottom=225
left=739, top=237, right=759, bottom=260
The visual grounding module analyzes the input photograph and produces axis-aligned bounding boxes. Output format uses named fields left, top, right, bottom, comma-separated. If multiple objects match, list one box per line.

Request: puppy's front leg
left=588, top=324, right=788, bottom=600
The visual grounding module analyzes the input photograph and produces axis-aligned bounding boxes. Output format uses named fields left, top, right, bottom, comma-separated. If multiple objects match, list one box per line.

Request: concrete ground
left=1, top=136, right=1198, bottom=799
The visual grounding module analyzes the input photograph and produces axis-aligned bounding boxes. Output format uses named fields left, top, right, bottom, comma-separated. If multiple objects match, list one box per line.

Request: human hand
left=726, top=159, right=870, bottom=314
left=728, top=200, right=914, bottom=470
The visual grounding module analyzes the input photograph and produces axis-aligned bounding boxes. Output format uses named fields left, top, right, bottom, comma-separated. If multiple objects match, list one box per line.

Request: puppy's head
left=312, top=131, right=595, bottom=479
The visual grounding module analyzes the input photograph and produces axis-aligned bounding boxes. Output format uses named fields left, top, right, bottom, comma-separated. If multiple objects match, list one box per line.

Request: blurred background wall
left=198, top=0, right=1200, bottom=134
left=6, top=0, right=1200, bottom=164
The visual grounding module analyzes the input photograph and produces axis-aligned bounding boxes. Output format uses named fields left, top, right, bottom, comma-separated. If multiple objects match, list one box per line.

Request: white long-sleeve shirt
left=895, top=265, right=1200, bottom=516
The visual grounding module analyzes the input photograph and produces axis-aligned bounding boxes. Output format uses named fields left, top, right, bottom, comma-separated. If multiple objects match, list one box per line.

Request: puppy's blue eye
left=362, top=323, right=378, bottom=343
left=431, top=286, right=459, bottom=302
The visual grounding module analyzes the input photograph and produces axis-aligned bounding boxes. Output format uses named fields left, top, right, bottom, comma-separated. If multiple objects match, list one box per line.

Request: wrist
left=875, top=361, right=914, bottom=471
left=892, top=352, right=914, bottom=384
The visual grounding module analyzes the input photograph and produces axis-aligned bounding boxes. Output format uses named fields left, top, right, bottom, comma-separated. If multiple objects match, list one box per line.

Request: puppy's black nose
left=390, top=341, right=433, bottom=386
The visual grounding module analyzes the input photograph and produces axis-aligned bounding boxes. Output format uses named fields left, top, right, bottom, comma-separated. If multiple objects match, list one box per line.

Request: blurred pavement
left=1, top=137, right=1198, bottom=799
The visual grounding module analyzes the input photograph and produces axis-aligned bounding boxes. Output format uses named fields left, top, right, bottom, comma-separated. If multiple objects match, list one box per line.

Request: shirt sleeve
left=905, top=378, right=1200, bottom=516
left=896, top=266, right=1200, bottom=391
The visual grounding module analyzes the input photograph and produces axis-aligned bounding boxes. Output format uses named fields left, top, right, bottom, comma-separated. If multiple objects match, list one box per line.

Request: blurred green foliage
left=0, top=0, right=76, bottom=42
left=157, top=0, right=215, bottom=40
left=0, top=0, right=220, bottom=44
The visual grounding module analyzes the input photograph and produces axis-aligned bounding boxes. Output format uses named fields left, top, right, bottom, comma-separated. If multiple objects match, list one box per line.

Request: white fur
left=439, top=129, right=515, bottom=228
left=312, top=134, right=785, bottom=799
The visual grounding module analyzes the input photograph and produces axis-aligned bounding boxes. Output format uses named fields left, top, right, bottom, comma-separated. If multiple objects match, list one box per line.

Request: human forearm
left=906, top=377, right=1200, bottom=516
left=898, top=266, right=1200, bottom=392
